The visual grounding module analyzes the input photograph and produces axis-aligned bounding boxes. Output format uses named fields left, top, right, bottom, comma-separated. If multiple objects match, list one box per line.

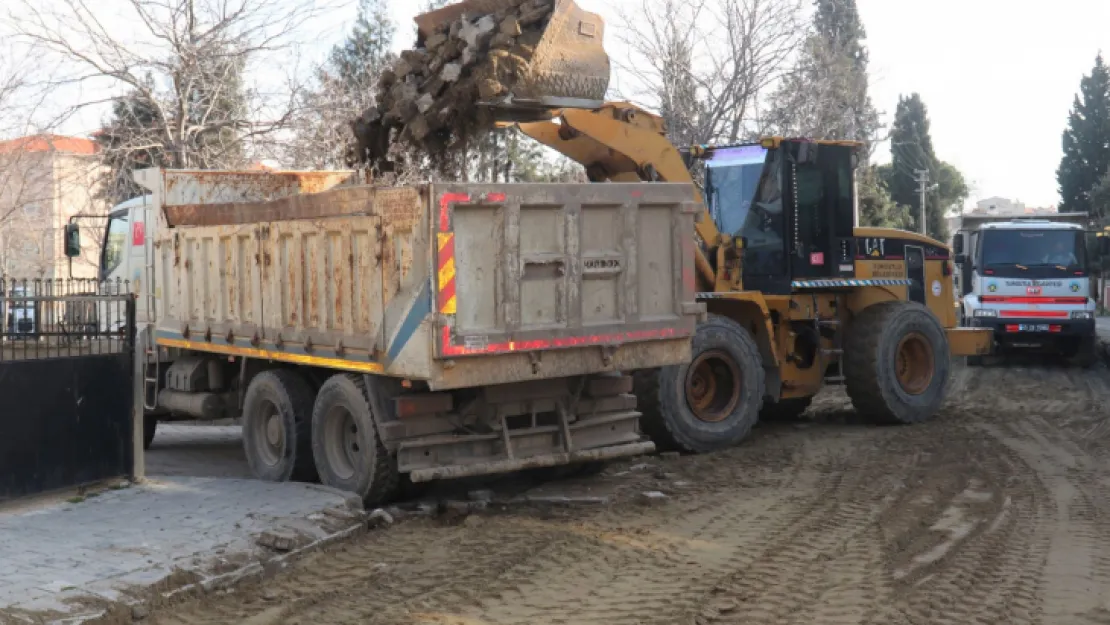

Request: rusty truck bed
left=152, top=175, right=699, bottom=390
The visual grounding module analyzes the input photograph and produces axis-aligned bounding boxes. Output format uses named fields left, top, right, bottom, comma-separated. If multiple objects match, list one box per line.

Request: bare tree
left=617, top=0, right=805, bottom=146
left=8, top=0, right=340, bottom=203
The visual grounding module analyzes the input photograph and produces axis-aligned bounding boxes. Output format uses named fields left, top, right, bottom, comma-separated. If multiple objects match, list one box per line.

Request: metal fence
left=0, top=278, right=136, bottom=500
left=0, top=278, right=133, bottom=361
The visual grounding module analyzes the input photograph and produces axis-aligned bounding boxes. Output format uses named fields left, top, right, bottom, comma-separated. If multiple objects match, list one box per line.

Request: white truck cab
left=954, top=219, right=1104, bottom=365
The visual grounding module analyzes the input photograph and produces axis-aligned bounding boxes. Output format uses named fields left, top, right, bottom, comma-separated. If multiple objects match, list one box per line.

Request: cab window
left=101, top=212, right=129, bottom=277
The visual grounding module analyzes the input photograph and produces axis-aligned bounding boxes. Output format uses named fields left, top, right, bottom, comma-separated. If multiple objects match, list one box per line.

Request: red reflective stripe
left=485, top=192, right=506, bottom=203
left=980, top=296, right=1087, bottom=305
left=999, top=310, right=1068, bottom=318
left=441, top=326, right=686, bottom=357
left=439, top=193, right=471, bottom=233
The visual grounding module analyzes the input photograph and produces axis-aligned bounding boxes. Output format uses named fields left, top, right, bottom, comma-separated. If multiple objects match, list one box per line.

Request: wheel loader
left=386, top=0, right=995, bottom=454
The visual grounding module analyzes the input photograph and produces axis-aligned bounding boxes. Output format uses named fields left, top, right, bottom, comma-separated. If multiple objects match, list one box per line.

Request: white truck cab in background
left=954, top=220, right=1106, bottom=366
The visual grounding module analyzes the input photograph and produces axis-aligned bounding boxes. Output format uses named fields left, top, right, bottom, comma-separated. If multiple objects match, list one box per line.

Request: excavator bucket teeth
left=414, top=0, right=611, bottom=103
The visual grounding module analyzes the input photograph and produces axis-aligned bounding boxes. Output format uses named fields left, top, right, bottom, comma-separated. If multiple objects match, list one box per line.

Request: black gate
left=0, top=278, right=135, bottom=501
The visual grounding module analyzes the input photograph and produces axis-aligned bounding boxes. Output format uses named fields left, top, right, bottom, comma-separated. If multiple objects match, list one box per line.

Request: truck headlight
left=973, top=309, right=998, bottom=318
left=1071, top=311, right=1094, bottom=320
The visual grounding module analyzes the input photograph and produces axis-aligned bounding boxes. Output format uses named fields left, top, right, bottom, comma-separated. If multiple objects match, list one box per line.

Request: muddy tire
left=242, top=370, right=318, bottom=483
left=312, top=374, right=399, bottom=506
left=845, top=302, right=950, bottom=425
left=1067, top=340, right=1099, bottom=369
left=759, top=397, right=812, bottom=423
left=635, top=315, right=764, bottom=453
left=142, top=413, right=158, bottom=450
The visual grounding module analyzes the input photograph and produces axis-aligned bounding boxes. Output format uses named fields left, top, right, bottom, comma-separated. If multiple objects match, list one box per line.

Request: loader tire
left=844, top=302, right=950, bottom=425
left=759, top=397, right=812, bottom=423
left=634, top=315, right=764, bottom=453
left=312, top=374, right=399, bottom=506
left=242, top=370, right=318, bottom=483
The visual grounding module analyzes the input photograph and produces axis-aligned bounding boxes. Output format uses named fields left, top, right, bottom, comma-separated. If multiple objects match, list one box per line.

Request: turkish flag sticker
left=810, top=252, right=825, bottom=266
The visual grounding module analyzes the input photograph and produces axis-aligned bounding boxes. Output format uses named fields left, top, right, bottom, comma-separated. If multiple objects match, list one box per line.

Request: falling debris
left=348, top=0, right=610, bottom=173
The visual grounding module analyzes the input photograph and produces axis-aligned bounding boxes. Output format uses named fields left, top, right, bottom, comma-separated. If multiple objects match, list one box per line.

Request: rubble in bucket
left=349, top=0, right=610, bottom=171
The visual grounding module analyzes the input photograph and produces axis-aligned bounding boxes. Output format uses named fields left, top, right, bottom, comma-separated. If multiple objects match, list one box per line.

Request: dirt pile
left=349, top=0, right=557, bottom=171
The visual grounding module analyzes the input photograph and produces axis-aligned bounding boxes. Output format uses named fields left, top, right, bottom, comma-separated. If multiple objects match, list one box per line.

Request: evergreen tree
left=858, top=166, right=910, bottom=229
left=655, top=13, right=700, bottom=147
left=330, top=0, right=396, bottom=92
left=766, top=0, right=879, bottom=150
left=1058, top=53, right=1110, bottom=216
left=96, top=83, right=166, bottom=206
left=880, top=93, right=966, bottom=241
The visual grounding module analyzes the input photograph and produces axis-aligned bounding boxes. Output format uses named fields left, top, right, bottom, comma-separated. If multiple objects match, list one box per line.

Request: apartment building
left=0, top=135, right=107, bottom=280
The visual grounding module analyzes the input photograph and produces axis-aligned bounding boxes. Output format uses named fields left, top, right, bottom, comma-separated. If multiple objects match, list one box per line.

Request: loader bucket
left=414, top=0, right=611, bottom=103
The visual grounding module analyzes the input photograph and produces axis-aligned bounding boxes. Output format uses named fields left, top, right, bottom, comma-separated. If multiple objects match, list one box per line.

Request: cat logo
left=1071, top=282, right=1081, bottom=293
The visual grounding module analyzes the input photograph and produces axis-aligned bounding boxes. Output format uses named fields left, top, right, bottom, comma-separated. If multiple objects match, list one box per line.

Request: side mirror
left=64, top=223, right=81, bottom=258
left=953, top=235, right=964, bottom=256
left=954, top=253, right=967, bottom=265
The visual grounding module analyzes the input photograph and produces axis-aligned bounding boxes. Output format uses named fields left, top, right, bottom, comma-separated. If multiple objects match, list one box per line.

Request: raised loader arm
left=515, top=102, right=734, bottom=292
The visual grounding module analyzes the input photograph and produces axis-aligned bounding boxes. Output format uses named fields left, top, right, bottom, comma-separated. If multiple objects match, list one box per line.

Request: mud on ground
left=98, top=360, right=1110, bottom=625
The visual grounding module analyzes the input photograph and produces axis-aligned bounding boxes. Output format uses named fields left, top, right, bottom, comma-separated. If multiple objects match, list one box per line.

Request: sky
left=11, top=0, right=1110, bottom=210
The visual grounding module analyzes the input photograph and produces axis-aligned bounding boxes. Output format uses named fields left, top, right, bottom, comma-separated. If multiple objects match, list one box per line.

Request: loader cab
left=703, top=139, right=858, bottom=295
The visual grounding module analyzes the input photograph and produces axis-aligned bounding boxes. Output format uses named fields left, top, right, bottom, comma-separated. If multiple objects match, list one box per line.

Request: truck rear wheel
left=759, top=397, right=812, bottom=423
left=635, top=315, right=764, bottom=453
left=311, top=374, right=399, bottom=505
left=844, top=302, right=950, bottom=425
left=143, top=413, right=158, bottom=450
left=1065, top=339, right=1099, bottom=369
left=242, top=370, right=318, bottom=483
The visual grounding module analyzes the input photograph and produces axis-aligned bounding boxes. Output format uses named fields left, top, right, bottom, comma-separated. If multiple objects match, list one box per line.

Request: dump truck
left=954, top=219, right=1106, bottom=366
left=67, top=170, right=700, bottom=502
left=349, top=0, right=996, bottom=455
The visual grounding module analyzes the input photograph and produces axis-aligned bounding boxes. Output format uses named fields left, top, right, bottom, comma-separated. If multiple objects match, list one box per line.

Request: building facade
left=0, top=135, right=106, bottom=280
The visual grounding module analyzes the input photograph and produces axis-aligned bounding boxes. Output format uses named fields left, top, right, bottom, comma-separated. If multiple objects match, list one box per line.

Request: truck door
left=906, top=245, right=926, bottom=305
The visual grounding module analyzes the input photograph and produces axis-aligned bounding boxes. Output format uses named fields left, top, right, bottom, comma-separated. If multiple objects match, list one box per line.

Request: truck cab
left=955, top=220, right=1101, bottom=365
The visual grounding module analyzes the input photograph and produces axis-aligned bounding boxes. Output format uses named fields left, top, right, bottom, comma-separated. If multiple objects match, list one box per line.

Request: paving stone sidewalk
left=0, top=477, right=361, bottom=623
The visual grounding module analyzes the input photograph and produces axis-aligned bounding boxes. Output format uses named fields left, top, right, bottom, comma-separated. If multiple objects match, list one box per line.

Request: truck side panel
left=260, top=217, right=383, bottom=360
left=161, top=224, right=263, bottom=344
left=153, top=179, right=698, bottom=386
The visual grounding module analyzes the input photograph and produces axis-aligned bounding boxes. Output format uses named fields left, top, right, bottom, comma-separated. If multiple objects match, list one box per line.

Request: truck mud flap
left=406, top=441, right=655, bottom=483
left=947, top=327, right=993, bottom=357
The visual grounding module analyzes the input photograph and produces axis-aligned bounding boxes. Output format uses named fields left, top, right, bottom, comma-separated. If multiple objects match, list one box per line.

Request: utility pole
left=915, top=169, right=930, bottom=237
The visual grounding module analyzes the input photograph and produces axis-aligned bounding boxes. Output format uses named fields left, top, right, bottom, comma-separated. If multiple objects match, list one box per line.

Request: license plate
left=1013, top=324, right=1050, bottom=332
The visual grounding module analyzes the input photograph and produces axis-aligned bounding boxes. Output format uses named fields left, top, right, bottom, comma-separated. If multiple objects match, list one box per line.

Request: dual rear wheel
left=242, top=371, right=398, bottom=505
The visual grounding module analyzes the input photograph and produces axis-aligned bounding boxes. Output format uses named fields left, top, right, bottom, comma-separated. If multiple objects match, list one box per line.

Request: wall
left=0, top=149, right=106, bottom=280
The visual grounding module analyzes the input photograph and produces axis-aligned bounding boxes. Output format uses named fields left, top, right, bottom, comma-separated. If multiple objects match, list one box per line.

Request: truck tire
left=759, top=397, right=812, bottom=423
left=242, top=370, right=318, bottom=483
left=311, top=374, right=399, bottom=505
left=1067, top=340, right=1099, bottom=369
left=634, top=314, right=764, bottom=453
left=844, top=302, right=950, bottom=425
left=142, top=414, right=158, bottom=450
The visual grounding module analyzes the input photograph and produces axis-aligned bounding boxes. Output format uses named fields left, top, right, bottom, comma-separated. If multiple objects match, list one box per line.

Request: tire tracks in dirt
left=122, top=361, right=1110, bottom=625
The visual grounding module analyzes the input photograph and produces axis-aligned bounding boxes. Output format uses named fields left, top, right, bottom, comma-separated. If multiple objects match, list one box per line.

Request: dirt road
left=122, top=361, right=1110, bottom=625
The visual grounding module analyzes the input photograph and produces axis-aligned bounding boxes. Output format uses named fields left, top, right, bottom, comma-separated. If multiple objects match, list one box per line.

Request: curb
left=64, top=504, right=374, bottom=624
